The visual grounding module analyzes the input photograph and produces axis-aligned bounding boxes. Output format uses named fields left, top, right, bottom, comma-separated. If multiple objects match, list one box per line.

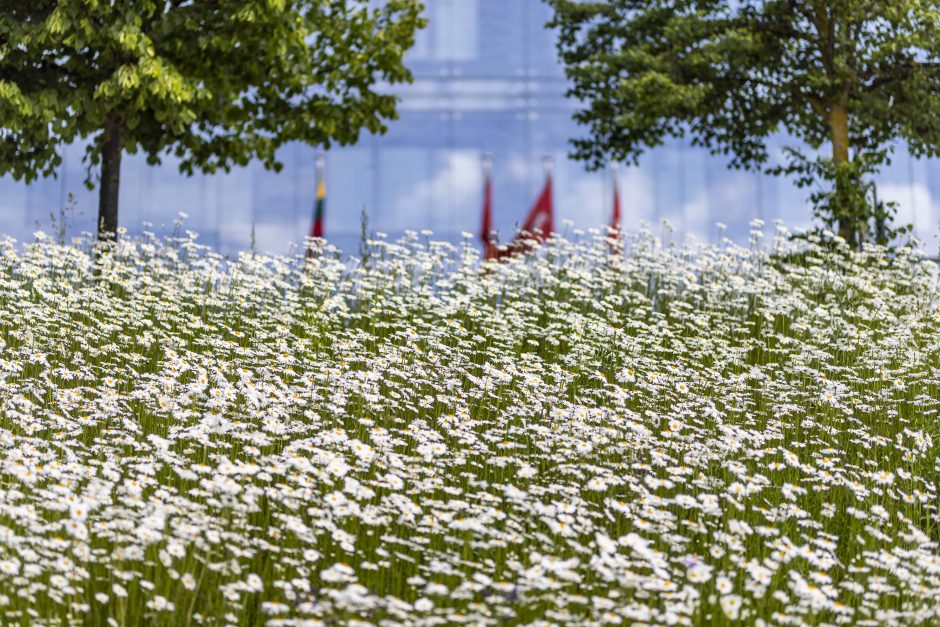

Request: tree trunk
left=830, top=103, right=849, bottom=165
left=97, top=113, right=125, bottom=241
left=829, top=102, right=854, bottom=244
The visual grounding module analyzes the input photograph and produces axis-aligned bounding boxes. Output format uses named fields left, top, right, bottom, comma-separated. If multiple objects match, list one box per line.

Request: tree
left=0, top=0, right=425, bottom=240
left=548, top=0, right=940, bottom=247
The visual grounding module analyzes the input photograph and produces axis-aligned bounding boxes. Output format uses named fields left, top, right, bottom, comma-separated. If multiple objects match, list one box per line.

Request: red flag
left=518, top=176, right=553, bottom=242
left=480, top=155, right=496, bottom=259
left=610, top=174, right=621, bottom=233
left=487, top=157, right=554, bottom=262
left=515, top=159, right=554, bottom=246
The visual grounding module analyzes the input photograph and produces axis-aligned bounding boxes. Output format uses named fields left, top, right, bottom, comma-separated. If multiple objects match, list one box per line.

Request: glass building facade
left=2, top=0, right=940, bottom=255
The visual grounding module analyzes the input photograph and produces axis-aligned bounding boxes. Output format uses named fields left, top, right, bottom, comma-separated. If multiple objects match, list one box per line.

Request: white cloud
left=507, top=155, right=531, bottom=182
left=878, top=182, right=939, bottom=239
left=669, top=195, right=710, bottom=242
left=393, top=150, right=482, bottom=228
left=555, top=174, right=605, bottom=231
left=245, top=222, right=303, bottom=257
left=614, top=168, right=657, bottom=232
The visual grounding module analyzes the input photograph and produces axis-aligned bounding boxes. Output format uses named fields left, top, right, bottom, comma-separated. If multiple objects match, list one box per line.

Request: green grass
left=0, top=224, right=937, bottom=626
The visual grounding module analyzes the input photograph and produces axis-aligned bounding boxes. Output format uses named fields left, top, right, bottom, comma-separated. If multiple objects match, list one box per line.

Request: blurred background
left=2, top=0, right=940, bottom=255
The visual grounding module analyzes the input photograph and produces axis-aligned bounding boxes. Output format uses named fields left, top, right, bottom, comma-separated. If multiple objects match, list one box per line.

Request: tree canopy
left=548, top=0, right=940, bottom=246
left=0, top=0, right=425, bottom=239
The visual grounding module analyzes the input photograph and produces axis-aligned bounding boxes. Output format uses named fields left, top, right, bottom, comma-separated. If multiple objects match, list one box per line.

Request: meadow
left=0, top=221, right=939, bottom=626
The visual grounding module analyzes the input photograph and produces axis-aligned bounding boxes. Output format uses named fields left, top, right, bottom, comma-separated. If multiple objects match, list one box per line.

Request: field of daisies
left=1, top=222, right=939, bottom=626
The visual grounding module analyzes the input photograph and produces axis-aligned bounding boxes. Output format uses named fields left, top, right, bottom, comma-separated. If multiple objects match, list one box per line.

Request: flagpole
left=611, top=160, right=621, bottom=229
left=481, top=152, right=494, bottom=259
left=610, top=161, right=623, bottom=254
left=482, top=152, right=493, bottom=198
left=307, top=153, right=326, bottom=257
left=315, top=153, right=326, bottom=196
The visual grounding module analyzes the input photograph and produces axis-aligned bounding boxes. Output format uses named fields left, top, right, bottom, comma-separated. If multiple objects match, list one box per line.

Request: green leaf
left=549, top=0, right=940, bottom=246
